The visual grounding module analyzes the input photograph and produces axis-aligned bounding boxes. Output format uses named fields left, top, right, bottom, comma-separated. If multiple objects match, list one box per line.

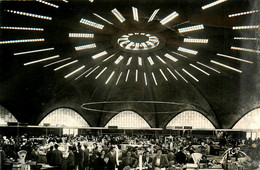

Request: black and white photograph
left=0, top=0, right=260, bottom=169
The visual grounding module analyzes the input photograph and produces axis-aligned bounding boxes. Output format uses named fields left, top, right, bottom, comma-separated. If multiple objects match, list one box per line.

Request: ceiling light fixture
left=147, top=57, right=154, bottom=65
left=85, top=66, right=100, bottom=78
left=36, top=0, right=59, bottom=8
left=24, top=55, right=59, bottom=66
left=178, top=47, right=198, bottom=55
left=175, top=70, right=188, bottom=83
left=148, top=9, right=160, bottom=22
left=103, top=54, right=115, bottom=62
left=144, top=72, right=148, bottom=86
left=75, top=67, right=92, bottom=80
left=114, top=55, right=124, bottom=64
left=159, top=69, right=168, bottom=81
left=69, top=33, right=94, bottom=38
left=75, top=43, right=96, bottom=51
left=0, top=38, right=44, bottom=44
left=6, top=9, right=52, bottom=20
left=125, top=69, right=130, bottom=82
left=65, top=65, right=85, bottom=78
left=111, top=8, right=126, bottom=23
left=156, top=55, right=166, bottom=64
left=171, top=51, right=187, bottom=58
left=231, top=46, right=260, bottom=53
left=229, top=10, right=259, bottom=17
left=54, top=60, right=78, bottom=71
left=197, top=62, right=220, bottom=73
left=217, top=53, right=253, bottom=64
left=92, top=51, right=108, bottom=59
left=116, top=72, right=123, bottom=85
left=14, top=47, right=54, bottom=56
left=93, top=13, right=113, bottom=25
left=190, top=64, right=210, bottom=76
left=234, top=37, right=258, bottom=41
left=95, top=67, right=107, bottom=79
left=210, top=60, right=242, bottom=73
left=160, top=11, right=179, bottom=25
left=132, top=7, right=139, bottom=21
left=178, top=24, right=204, bottom=33
left=0, top=26, right=43, bottom=31
left=167, top=68, right=178, bottom=80
left=126, top=57, right=132, bottom=65
left=135, top=70, right=138, bottom=82
left=138, top=57, right=142, bottom=66
left=182, top=69, right=199, bottom=82
left=44, top=57, right=71, bottom=67
left=232, top=25, right=259, bottom=30
left=105, top=71, right=115, bottom=84
left=164, top=53, right=178, bottom=62
left=80, top=18, right=104, bottom=29
left=202, top=0, right=227, bottom=10
left=184, top=38, right=208, bottom=44
left=151, top=72, right=158, bottom=85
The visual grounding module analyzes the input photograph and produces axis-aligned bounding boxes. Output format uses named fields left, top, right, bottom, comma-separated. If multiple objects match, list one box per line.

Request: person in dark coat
left=93, top=152, right=105, bottom=170
left=142, top=151, right=153, bottom=170
left=78, top=143, right=84, bottom=170
left=53, top=144, right=63, bottom=170
left=152, top=149, right=169, bottom=169
left=67, top=146, right=75, bottom=170
left=121, top=151, right=137, bottom=169
left=103, top=156, right=114, bottom=170
left=46, top=146, right=55, bottom=166
left=175, top=147, right=187, bottom=164
left=83, top=144, right=90, bottom=169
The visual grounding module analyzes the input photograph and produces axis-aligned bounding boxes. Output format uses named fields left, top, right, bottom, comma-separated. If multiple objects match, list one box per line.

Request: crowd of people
left=0, top=132, right=260, bottom=170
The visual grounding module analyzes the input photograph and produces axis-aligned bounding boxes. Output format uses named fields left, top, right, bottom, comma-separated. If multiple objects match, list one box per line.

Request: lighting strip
left=135, top=70, right=138, bottom=82
left=62, top=0, right=68, bottom=3
left=148, top=9, right=160, bottom=22
left=75, top=43, right=96, bottom=51
left=138, top=57, right=142, bottom=66
left=234, top=37, right=258, bottom=41
left=182, top=69, right=199, bottom=82
left=114, top=55, right=124, bottom=64
left=217, top=53, right=253, bottom=64
left=0, top=38, right=44, bottom=44
left=6, top=10, right=52, bottom=20
left=231, top=46, right=260, bottom=53
left=14, top=47, right=54, bottom=56
left=80, top=18, right=104, bottom=29
left=232, top=25, right=259, bottom=30
left=175, top=70, right=188, bottom=83
left=229, top=10, right=259, bottom=18
left=210, top=60, right=242, bottom=73
left=164, top=53, right=178, bottom=62
left=116, top=72, right=123, bottom=85
left=167, top=68, right=178, bottom=80
left=156, top=55, right=166, bottom=64
left=126, top=57, right=132, bottom=65
left=171, top=51, right=187, bottom=58
left=103, top=54, right=115, bottom=62
left=202, top=0, right=227, bottom=10
left=159, top=69, right=168, bottom=81
left=65, top=65, right=85, bottom=78
left=24, top=55, right=59, bottom=66
left=125, top=69, right=130, bottom=82
left=111, top=8, right=126, bottom=23
left=190, top=64, right=210, bottom=76
left=44, top=57, right=71, bottom=67
left=197, top=62, right=220, bottom=73
left=93, top=13, right=113, bottom=25
left=151, top=72, right=158, bottom=85
left=85, top=66, right=100, bottom=78
left=144, top=72, right=148, bottom=86
left=92, top=51, right=108, bottom=59
left=75, top=67, right=92, bottom=80
left=178, top=24, right=204, bottom=33
left=95, top=67, right=107, bottom=79
left=105, top=71, right=115, bottom=84
left=69, top=33, right=94, bottom=38
left=0, top=26, right=43, bottom=31
left=147, top=57, right=154, bottom=65
left=36, top=0, right=59, bottom=8
left=178, top=47, right=198, bottom=55
left=160, top=11, right=179, bottom=25
left=184, top=38, right=208, bottom=44
left=54, top=60, right=78, bottom=71
left=132, top=7, right=139, bottom=21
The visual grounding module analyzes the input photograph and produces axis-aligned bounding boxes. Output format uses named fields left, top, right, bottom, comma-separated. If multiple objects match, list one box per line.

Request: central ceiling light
left=117, top=33, right=159, bottom=51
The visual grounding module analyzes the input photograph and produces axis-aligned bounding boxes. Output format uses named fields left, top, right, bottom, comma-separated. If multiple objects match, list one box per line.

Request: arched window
left=166, top=110, right=215, bottom=129
left=233, top=108, right=260, bottom=130
left=105, top=110, right=150, bottom=129
left=39, top=108, right=89, bottom=127
left=0, top=105, right=18, bottom=125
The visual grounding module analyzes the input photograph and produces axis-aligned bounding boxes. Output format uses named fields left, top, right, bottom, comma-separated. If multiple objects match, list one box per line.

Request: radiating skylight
left=6, top=10, right=52, bottom=20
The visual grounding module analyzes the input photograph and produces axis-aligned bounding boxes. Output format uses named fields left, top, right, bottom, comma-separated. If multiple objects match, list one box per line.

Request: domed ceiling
left=0, top=0, right=259, bottom=128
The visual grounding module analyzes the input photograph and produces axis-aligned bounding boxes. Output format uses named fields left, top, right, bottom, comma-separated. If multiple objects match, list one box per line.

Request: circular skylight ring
left=117, top=33, right=160, bottom=51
